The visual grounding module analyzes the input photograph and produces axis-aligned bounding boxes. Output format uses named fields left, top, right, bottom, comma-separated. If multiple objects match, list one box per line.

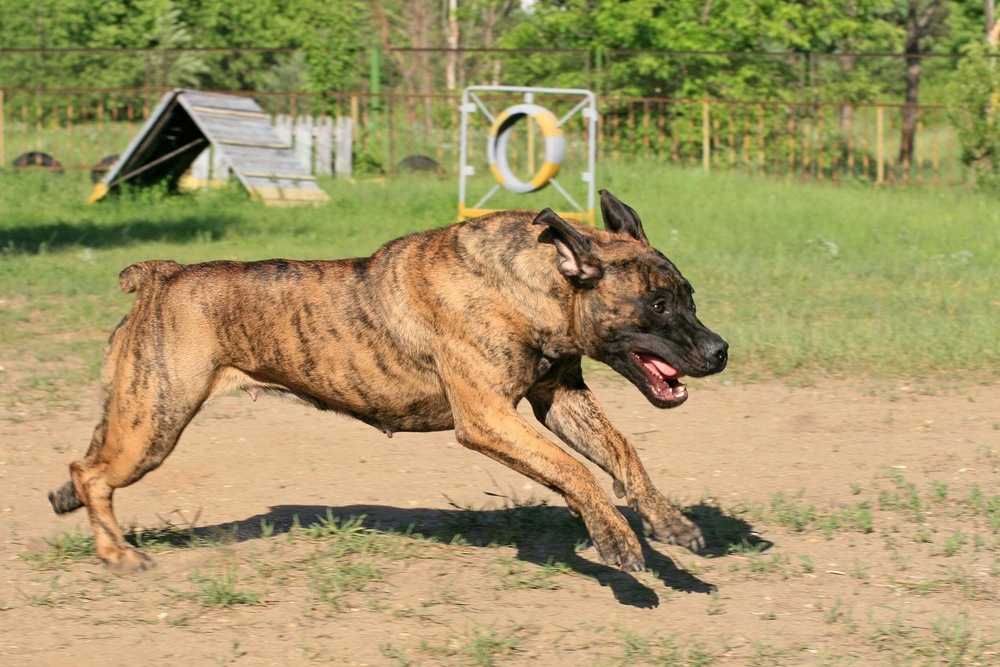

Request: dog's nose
left=703, top=337, right=728, bottom=371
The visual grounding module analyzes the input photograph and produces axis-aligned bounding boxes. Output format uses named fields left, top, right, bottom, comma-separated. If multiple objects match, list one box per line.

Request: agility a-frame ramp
left=88, top=89, right=329, bottom=206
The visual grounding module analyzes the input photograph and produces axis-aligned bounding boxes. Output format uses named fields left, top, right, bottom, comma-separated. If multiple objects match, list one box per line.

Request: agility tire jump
left=487, top=103, right=566, bottom=193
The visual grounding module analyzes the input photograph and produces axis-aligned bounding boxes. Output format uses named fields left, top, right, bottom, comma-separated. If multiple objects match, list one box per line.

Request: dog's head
left=533, top=190, right=728, bottom=409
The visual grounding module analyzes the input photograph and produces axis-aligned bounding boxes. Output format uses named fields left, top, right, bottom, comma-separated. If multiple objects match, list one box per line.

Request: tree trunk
left=899, top=53, right=920, bottom=171
left=445, top=0, right=459, bottom=91
left=899, top=0, right=943, bottom=171
left=839, top=53, right=856, bottom=135
left=987, top=0, right=997, bottom=44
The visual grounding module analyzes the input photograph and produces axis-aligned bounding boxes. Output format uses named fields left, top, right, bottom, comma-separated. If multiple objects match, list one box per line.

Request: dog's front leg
left=442, top=371, right=645, bottom=571
left=528, top=366, right=705, bottom=553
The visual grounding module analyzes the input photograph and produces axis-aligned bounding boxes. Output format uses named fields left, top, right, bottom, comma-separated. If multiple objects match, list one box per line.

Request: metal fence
left=0, top=85, right=964, bottom=186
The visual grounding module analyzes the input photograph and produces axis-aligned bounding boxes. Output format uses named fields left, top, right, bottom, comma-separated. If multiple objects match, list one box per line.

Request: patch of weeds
left=946, top=568, right=999, bottom=602
left=930, top=613, right=1000, bottom=663
left=749, top=640, right=788, bottom=665
left=438, top=494, right=586, bottom=558
left=824, top=598, right=847, bottom=624
left=876, top=468, right=924, bottom=521
left=706, top=588, right=725, bottom=615
left=685, top=500, right=768, bottom=554
left=769, top=491, right=816, bottom=532
left=963, top=485, right=1000, bottom=533
left=182, top=566, right=263, bottom=608
left=21, top=574, right=82, bottom=607
left=837, top=501, right=875, bottom=534
left=799, top=554, right=814, bottom=573
left=301, top=510, right=424, bottom=561
left=20, top=530, right=96, bottom=569
left=865, top=611, right=911, bottom=652
left=496, top=556, right=572, bottom=590
left=306, top=556, right=384, bottom=612
left=859, top=610, right=999, bottom=663
left=939, top=530, right=968, bottom=557
left=379, top=643, right=415, bottom=666
left=610, top=628, right=717, bottom=667
left=931, top=481, right=950, bottom=503
left=23, top=514, right=226, bottom=570
left=728, top=542, right=791, bottom=579
left=417, top=623, right=535, bottom=667
left=126, top=513, right=222, bottom=553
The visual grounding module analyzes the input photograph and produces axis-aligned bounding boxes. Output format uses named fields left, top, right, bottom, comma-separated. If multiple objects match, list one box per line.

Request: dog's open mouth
left=630, top=350, right=688, bottom=406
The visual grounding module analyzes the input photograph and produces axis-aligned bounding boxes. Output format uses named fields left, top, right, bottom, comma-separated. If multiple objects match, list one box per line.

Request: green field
left=1, top=165, right=997, bottom=411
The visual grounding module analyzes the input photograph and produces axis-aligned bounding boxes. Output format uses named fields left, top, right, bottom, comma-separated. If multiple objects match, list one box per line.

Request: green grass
left=182, top=566, right=263, bottom=608
left=0, top=164, right=997, bottom=414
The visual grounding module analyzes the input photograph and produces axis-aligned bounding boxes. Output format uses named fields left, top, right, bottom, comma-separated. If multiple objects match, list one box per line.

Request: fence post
left=0, top=89, right=5, bottom=169
left=314, top=116, right=333, bottom=176
left=876, top=105, right=885, bottom=184
left=294, top=115, right=313, bottom=170
left=350, top=94, right=360, bottom=141
left=702, top=101, right=711, bottom=173
left=335, top=116, right=353, bottom=181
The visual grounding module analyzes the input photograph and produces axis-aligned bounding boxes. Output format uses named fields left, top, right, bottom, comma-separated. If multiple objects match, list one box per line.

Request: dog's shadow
left=175, top=500, right=769, bottom=609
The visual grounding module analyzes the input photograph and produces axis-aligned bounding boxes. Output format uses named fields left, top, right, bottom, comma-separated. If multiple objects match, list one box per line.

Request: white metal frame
left=458, top=85, right=598, bottom=224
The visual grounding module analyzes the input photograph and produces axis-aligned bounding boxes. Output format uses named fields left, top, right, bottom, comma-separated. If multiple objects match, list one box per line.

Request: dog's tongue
left=639, top=354, right=684, bottom=380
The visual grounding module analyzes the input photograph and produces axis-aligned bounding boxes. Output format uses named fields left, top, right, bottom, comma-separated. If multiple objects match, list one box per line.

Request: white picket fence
left=191, top=115, right=353, bottom=183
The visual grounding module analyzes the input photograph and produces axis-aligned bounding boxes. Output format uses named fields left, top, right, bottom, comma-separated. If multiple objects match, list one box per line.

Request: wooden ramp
left=88, top=89, right=329, bottom=206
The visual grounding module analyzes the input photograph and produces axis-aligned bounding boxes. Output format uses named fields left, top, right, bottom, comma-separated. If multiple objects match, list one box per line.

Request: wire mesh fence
left=1, top=86, right=965, bottom=186
left=0, top=47, right=975, bottom=187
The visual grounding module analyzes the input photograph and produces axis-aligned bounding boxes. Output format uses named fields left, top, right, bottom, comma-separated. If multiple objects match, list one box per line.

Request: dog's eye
left=650, top=301, right=667, bottom=315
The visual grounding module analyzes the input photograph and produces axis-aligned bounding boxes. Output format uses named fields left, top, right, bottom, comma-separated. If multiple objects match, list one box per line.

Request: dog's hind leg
left=63, top=330, right=213, bottom=571
left=48, top=418, right=107, bottom=515
left=69, top=388, right=203, bottom=571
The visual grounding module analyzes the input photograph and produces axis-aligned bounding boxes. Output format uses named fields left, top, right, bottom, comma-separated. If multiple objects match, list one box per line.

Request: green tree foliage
left=0, top=0, right=369, bottom=91
left=947, top=44, right=1000, bottom=185
left=499, top=0, right=910, bottom=99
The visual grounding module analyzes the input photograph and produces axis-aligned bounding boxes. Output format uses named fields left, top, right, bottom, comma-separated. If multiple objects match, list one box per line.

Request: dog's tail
left=119, top=260, right=183, bottom=294
left=48, top=480, right=83, bottom=515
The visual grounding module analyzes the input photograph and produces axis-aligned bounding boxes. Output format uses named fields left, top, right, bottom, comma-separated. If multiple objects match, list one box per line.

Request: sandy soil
left=1, top=374, right=998, bottom=665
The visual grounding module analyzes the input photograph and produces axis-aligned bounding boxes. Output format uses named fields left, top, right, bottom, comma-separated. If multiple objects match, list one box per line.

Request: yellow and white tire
left=487, top=104, right=566, bottom=193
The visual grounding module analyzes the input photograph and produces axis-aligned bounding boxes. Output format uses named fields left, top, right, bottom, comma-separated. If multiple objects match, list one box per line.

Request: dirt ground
left=1, top=373, right=998, bottom=665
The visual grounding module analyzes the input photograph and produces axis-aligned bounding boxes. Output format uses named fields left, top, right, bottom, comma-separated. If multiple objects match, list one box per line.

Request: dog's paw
left=646, top=514, right=705, bottom=553
left=591, top=525, right=645, bottom=572
left=103, top=547, right=155, bottom=573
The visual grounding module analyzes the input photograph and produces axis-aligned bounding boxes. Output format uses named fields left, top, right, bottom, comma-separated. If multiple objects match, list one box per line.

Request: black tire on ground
left=397, top=155, right=444, bottom=176
left=11, top=151, right=64, bottom=173
left=90, top=154, right=120, bottom=184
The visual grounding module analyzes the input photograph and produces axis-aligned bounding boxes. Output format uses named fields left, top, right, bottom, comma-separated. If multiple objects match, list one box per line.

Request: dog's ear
left=599, top=189, right=649, bottom=244
left=533, top=208, right=604, bottom=287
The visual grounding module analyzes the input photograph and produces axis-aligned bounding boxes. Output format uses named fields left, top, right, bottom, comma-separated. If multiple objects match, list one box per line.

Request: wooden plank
left=192, top=105, right=268, bottom=119
left=215, top=138, right=289, bottom=149
left=335, top=116, right=353, bottom=181
left=314, top=116, right=332, bottom=176
left=294, top=116, right=313, bottom=170
left=242, top=172, right=316, bottom=181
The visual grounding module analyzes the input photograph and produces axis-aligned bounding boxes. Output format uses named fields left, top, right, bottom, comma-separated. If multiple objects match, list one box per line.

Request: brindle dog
left=48, top=190, right=727, bottom=573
